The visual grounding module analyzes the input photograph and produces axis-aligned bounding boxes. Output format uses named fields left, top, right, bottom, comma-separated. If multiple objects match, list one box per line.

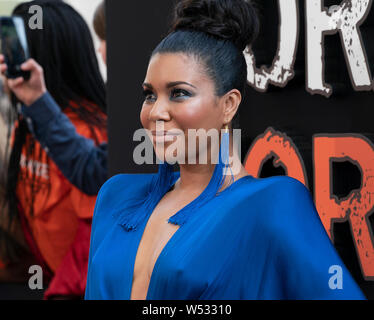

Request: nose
left=148, top=97, right=171, bottom=122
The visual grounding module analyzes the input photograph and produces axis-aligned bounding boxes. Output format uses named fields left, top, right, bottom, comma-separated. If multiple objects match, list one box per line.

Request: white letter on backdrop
left=245, top=0, right=299, bottom=91
left=306, top=0, right=372, bottom=97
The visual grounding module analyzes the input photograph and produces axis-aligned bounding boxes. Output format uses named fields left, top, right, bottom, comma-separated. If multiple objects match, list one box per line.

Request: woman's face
left=140, top=53, right=225, bottom=164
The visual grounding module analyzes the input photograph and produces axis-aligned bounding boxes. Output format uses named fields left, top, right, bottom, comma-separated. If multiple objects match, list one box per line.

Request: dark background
left=107, top=0, right=374, bottom=298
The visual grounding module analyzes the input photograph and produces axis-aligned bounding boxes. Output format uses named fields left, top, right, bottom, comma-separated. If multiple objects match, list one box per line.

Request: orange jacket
left=16, top=101, right=107, bottom=279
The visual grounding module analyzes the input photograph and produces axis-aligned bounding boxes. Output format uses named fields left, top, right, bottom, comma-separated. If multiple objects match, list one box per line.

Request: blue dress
left=85, top=156, right=365, bottom=300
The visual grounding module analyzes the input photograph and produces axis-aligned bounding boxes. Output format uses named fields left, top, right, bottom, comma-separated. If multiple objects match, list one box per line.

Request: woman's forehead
left=145, top=52, right=210, bottom=86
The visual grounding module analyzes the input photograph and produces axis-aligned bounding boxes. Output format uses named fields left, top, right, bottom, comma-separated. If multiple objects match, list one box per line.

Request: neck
left=176, top=163, right=215, bottom=193
left=173, top=133, right=247, bottom=193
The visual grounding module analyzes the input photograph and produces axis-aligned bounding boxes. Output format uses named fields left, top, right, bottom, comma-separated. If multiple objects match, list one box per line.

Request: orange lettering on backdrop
left=313, top=135, right=374, bottom=280
left=244, top=127, right=308, bottom=187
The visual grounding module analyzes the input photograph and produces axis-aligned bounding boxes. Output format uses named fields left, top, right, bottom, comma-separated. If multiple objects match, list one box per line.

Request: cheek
left=140, top=104, right=150, bottom=128
left=171, top=97, right=219, bottom=130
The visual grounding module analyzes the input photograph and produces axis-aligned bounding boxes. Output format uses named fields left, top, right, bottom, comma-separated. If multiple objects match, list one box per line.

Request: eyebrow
left=142, top=81, right=197, bottom=89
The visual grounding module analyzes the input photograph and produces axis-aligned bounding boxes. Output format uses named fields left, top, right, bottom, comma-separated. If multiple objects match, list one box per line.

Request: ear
left=220, top=89, right=242, bottom=124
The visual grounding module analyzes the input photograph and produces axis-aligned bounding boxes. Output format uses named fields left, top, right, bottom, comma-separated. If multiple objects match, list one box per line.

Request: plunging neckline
left=130, top=199, right=181, bottom=300
left=128, top=171, right=252, bottom=300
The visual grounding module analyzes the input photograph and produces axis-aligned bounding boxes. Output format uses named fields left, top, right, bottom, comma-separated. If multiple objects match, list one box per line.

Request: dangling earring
left=220, top=123, right=233, bottom=183
left=221, top=124, right=230, bottom=167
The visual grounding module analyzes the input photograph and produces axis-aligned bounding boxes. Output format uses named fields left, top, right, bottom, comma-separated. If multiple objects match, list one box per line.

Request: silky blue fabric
left=85, top=160, right=365, bottom=300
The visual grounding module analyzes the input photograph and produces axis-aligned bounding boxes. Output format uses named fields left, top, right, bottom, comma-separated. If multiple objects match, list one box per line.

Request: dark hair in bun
left=172, top=0, right=259, bottom=52
left=151, top=0, right=259, bottom=128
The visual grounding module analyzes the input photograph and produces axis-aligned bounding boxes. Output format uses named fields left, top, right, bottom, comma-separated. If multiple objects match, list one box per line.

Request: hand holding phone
left=0, top=55, right=46, bottom=106
left=0, top=16, right=30, bottom=80
left=0, top=17, right=46, bottom=106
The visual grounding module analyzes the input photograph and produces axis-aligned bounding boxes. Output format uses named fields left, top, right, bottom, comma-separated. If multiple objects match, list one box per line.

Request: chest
left=17, top=140, right=71, bottom=218
left=132, top=203, right=180, bottom=281
left=133, top=188, right=204, bottom=275
left=19, top=136, right=50, bottom=182
left=90, top=189, right=267, bottom=299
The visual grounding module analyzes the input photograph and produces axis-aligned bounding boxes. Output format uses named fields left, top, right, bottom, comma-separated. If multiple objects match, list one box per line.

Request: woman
left=0, top=1, right=108, bottom=196
left=0, top=1, right=107, bottom=299
left=85, top=0, right=365, bottom=299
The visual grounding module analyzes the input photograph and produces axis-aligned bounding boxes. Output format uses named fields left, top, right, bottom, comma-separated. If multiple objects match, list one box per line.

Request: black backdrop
left=107, top=0, right=374, bottom=298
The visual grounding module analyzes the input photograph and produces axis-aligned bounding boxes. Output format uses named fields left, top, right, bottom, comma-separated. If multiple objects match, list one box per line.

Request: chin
left=153, top=147, right=185, bottom=165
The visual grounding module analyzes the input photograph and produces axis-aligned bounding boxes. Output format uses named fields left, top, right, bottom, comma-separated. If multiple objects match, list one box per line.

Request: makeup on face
left=140, top=53, right=224, bottom=162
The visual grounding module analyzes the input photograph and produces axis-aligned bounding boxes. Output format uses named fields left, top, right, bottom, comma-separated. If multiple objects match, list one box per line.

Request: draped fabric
left=85, top=153, right=365, bottom=299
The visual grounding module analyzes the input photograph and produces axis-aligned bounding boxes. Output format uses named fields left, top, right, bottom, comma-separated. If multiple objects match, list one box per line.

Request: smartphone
left=0, top=16, right=30, bottom=80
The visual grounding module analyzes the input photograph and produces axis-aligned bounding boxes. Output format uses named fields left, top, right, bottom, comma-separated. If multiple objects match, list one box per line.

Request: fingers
left=0, top=54, right=7, bottom=75
left=0, top=57, right=43, bottom=78
left=20, top=58, right=42, bottom=73
left=8, top=77, right=24, bottom=88
left=0, top=63, right=7, bottom=74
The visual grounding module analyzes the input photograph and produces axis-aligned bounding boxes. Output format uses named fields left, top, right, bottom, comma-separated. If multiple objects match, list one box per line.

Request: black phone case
left=5, top=68, right=30, bottom=80
left=0, top=16, right=31, bottom=80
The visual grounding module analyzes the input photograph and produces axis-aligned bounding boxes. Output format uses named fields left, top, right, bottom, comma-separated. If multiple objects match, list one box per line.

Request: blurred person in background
left=1, top=0, right=108, bottom=196
left=0, top=77, right=30, bottom=286
left=0, top=79, right=9, bottom=180
left=94, top=1, right=106, bottom=65
left=0, top=0, right=107, bottom=299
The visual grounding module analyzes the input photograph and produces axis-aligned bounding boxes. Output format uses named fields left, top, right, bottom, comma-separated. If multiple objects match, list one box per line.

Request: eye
left=142, top=89, right=156, bottom=102
left=171, top=88, right=192, bottom=100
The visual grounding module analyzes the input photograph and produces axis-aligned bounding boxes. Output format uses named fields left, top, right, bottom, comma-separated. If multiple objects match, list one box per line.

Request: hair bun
left=171, top=0, right=259, bottom=51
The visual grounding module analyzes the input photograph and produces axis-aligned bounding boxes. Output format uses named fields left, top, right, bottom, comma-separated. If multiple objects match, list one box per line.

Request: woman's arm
left=1, top=55, right=108, bottom=195
left=21, top=92, right=108, bottom=195
left=261, top=177, right=366, bottom=300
